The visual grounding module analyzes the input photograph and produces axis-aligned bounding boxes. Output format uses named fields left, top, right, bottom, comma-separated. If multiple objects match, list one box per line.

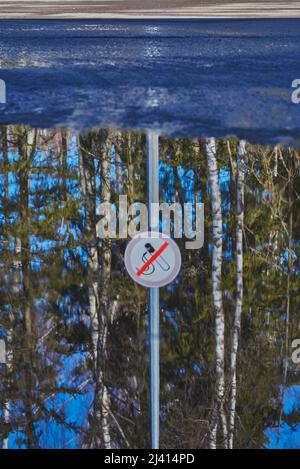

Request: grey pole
left=146, top=132, right=160, bottom=449
left=0, top=339, right=6, bottom=364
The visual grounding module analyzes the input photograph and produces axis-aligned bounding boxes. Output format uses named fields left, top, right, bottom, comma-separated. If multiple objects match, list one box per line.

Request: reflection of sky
left=0, top=136, right=91, bottom=448
left=8, top=354, right=92, bottom=449
left=1, top=136, right=300, bottom=448
left=266, top=385, right=300, bottom=449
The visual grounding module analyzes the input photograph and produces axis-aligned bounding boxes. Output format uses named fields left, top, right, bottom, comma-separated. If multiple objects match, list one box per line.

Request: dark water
left=0, top=19, right=300, bottom=144
left=1, top=20, right=300, bottom=449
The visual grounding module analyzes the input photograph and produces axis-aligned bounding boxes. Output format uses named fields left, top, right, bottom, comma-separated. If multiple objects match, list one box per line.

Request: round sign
left=124, top=231, right=181, bottom=288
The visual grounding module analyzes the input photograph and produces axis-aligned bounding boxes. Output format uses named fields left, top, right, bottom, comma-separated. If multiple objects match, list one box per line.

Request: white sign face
left=124, top=232, right=181, bottom=288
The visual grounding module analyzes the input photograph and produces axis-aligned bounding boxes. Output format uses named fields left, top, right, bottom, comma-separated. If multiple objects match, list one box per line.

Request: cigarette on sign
left=144, top=243, right=170, bottom=272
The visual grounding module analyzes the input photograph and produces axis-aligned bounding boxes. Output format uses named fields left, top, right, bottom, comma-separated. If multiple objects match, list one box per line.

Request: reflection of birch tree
left=1, top=125, right=12, bottom=449
left=18, top=128, right=39, bottom=447
left=278, top=149, right=295, bottom=441
left=79, top=131, right=113, bottom=448
left=0, top=126, right=300, bottom=449
left=229, top=141, right=246, bottom=449
left=95, top=131, right=113, bottom=449
left=79, top=133, right=102, bottom=446
left=206, top=138, right=227, bottom=448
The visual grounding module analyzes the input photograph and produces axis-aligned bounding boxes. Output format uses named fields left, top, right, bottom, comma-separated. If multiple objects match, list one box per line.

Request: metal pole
left=146, top=132, right=160, bottom=449
left=0, top=339, right=6, bottom=364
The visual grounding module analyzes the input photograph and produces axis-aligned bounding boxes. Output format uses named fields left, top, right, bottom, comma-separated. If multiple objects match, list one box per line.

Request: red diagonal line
left=136, top=241, right=169, bottom=277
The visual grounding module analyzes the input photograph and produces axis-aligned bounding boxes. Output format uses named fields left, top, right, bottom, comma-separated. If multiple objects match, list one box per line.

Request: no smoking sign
left=124, top=232, right=182, bottom=288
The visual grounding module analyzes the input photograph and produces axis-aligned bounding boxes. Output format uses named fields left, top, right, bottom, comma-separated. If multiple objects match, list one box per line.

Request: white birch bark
left=79, top=134, right=112, bottom=448
left=94, top=136, right=112, bottom=448
left=228, top=140, right=246, bottom=449
left=3, top=237, right=22, bottom=449
left=6, top=133, right=22, bottom=449
left=206, top=138, right=227, bottom=448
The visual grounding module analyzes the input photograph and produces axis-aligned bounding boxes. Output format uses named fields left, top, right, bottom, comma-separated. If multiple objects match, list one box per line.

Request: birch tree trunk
left=19, top=128, right=39, bottom=448
left=2, top=234, right=22, bottom=449
left=79, top=133, right=112, bottom=448
left=228, top=140, right=246, bottom=449
left=94, top=132, right=112, bottom=448
left=206, top=138, right=227, bottom=448
left=278, top=150, right=294, bottom=441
